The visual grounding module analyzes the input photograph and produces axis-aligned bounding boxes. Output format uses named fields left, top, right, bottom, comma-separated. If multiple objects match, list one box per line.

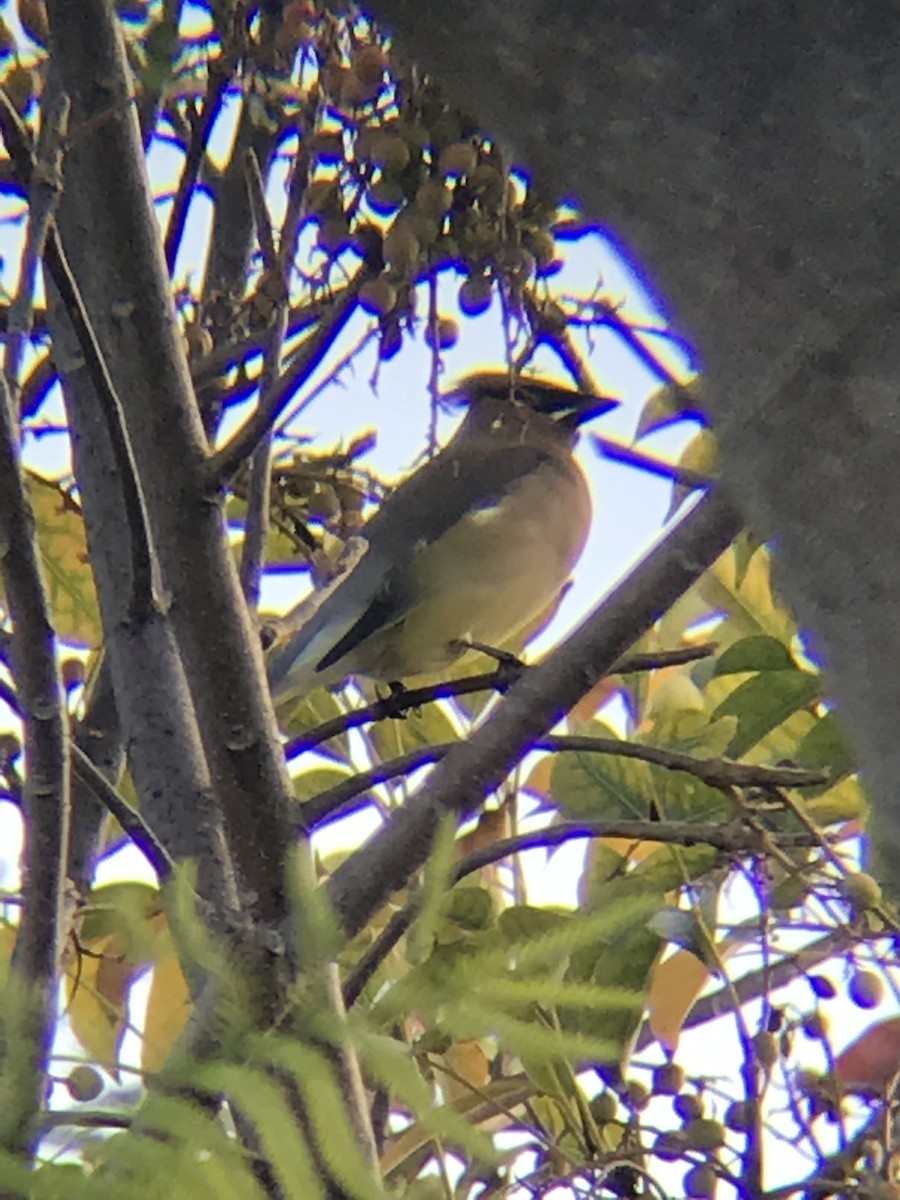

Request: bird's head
left=444, top=371, right=617, bottom=436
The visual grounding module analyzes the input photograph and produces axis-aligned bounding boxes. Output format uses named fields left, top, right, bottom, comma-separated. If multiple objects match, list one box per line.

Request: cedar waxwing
left=268, top=374, right=612, bottom=707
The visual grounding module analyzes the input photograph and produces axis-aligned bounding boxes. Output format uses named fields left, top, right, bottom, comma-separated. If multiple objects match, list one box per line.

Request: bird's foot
left=458, top=640, right=526, bottom=692
left=380, top=679, right=416, bottom=719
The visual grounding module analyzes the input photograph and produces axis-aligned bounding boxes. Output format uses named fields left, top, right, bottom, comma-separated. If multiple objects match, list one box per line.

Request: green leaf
left=713, top=635, right=797, bottom=676
left=552, top=735, right=730, bottom=825
left=80, top=881, right=162, bottom=950
left=552, top=746, right=653, bottom=821
left=732, top=530, right=762, bottom=588
left=667, top=429, right=720, bottom=518
left=712, top=670, right=820, bottom=758
left=802, top=776, right=867, bottom=827
left=795, top=710, right=855, bottom=778
left=634, top=376, right=703, bottom=439
left=440, top=885, right=495, bottom=932
left=497, top=905, right=571, bottom=941
left=292, top=766, right=353, bottom=804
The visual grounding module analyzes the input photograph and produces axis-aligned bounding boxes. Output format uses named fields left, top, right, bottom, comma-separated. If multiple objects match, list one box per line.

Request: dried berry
left=752, top=1031, right=779, bottom=1069
left=358, top=276, right=398, bottom=317
left=423, top=317, right=458, bottom=351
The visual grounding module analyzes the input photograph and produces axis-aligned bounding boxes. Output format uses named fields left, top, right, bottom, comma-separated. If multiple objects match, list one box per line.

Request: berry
left=808, top=974, right=837, bottom=1001
left=839, top=871, right=883, bottom=911
left=684, top=1163, right=717, bottom=1199
left=653, top=1061, right=686, bottom=1095
left=684, top=1118, right=726, bottom=1150
left=752, top=1031, right=779, bottom=1069
left=66, top=1065, right=103, bottom=1102
left=848, top=969, right=884, bottom=1010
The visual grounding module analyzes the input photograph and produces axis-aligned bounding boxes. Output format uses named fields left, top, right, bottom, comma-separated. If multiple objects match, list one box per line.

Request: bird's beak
left=549, top=393, right=620, bottom=429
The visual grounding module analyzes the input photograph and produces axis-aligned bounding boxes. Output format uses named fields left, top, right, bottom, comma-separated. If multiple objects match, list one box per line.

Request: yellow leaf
left=646, top=949, right=710, bottom=1054
left=25, top=472, right=101, bottom=647
left=66, top=933, right=131, bottom=1076
left=141, top=946, right=192, bottom=1073
left=647, top=941, right=740, bottom=1053
left=456, top=807, right=510, bottom=860
left=0, top=924, right=16, bottom=971
left=522, top=757, right=553, bottom=804
left=441, top=1039, right=490, bottom=1103
left=667, top=428, right=720, bottom=517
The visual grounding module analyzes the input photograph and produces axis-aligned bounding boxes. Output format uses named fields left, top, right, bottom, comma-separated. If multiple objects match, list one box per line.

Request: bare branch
left=593, top=434, right=712, bottom=490
left=4, top=87, right=69, bottom=401
left=301, top=735, right=826, bottom=833
left=163, top=66, right=229, bottom=273
left=0, top=371, right=69, bottom=1159
left=71, top=745, right=174, bottom=880
left=0, top=87, right=163, bottom=627
left=207, top=269, right=373, bottom=484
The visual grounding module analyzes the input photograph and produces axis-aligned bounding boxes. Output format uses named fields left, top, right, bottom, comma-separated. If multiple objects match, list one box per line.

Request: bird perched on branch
left=268, top=373, right=612, bottom=708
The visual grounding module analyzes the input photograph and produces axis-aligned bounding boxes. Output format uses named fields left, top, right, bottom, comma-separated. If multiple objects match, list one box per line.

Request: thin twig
left=300, top=735, right=826, bottom=832
left=206, top=266, right=373, bottom=484
left=284, top=670, right=513, bottom=758
left=71, top=746, right=174, bottom=880
left=285, top=643, right=721, bottom=758
left=188, top=297, right=327, bottom=390
left=164, top=66, right=229, bottom=273
left=243, top=147, right=277, bottom=271
left=616, top=642, right=718, bottom=671
left=773, top=785, right=900, bottom=937
left=17, top=352, right=56, bottom=422
left=4, top=89, right=69, bottom=401
left=238, top=151, right=285, bottom=608
left=593, top=434, right=712, bottom=489
left=542, top=735, right=828, bottom=790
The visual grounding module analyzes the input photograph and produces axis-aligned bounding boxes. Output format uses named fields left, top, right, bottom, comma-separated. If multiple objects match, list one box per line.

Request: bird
left=268, top=372, right=612, bottom=708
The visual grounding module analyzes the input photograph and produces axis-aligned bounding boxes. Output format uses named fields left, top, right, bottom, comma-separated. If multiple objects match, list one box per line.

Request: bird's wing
left=269, top=442, right=558, bottom=693
left=364, top=440, right=556, bottom=547
left=270, top=441, right=564, bottom=700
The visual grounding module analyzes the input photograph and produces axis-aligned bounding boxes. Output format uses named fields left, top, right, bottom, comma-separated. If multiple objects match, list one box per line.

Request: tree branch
left=71, top=745, right=174, bottom=880
left=0, top=372, right=69, bottom=1159
left=287, top=644, right=720, bottom=761
left=300, top=735, right=826, bottom=832
left=206, top=268, right=372, bottom=485
left=0, top=87, right=162, bottom=627
left=163, top=64, right=229, bottom=274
